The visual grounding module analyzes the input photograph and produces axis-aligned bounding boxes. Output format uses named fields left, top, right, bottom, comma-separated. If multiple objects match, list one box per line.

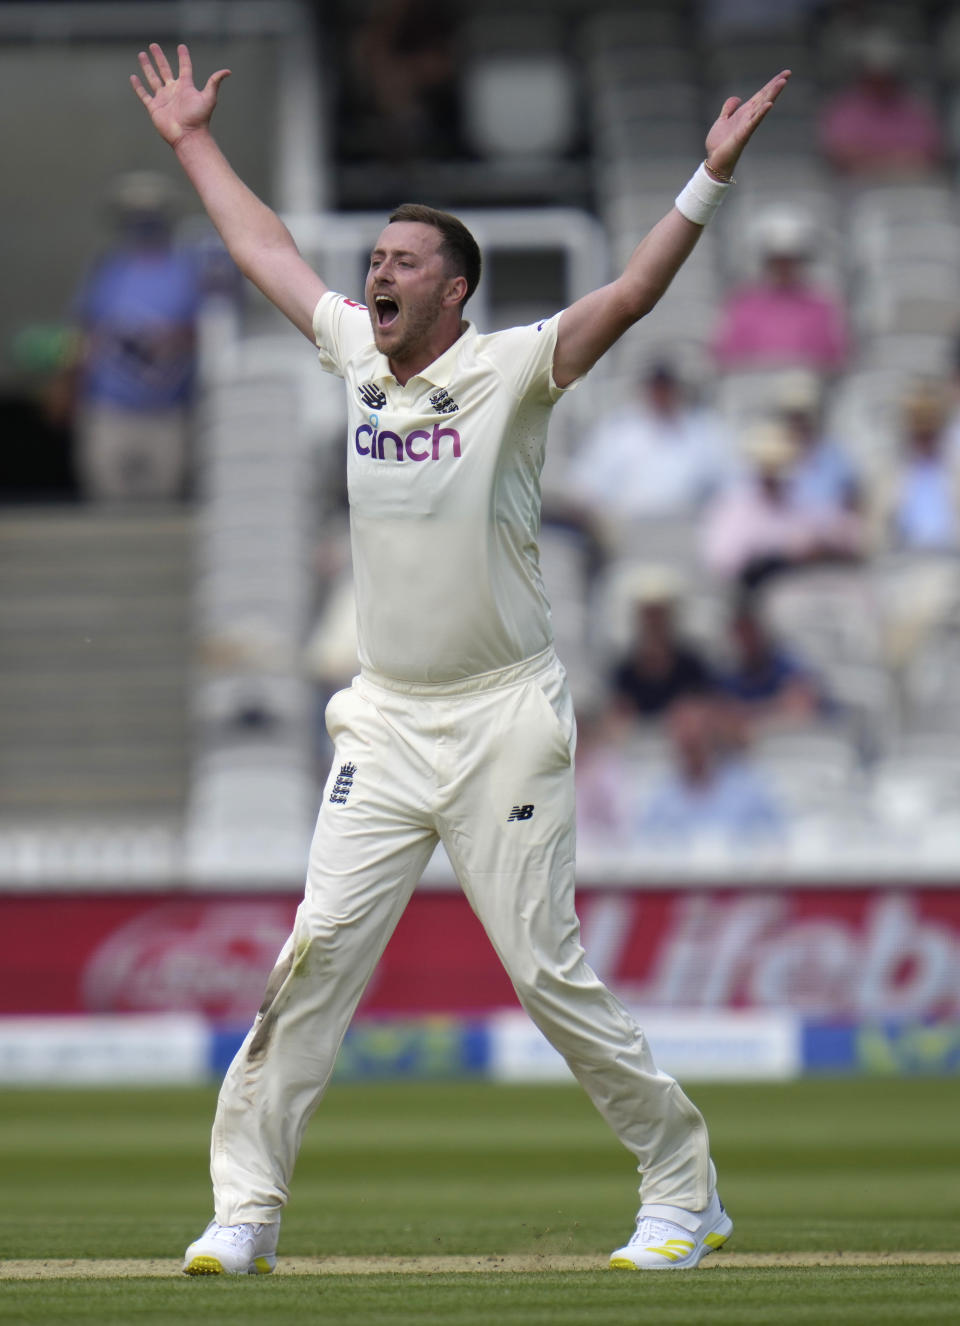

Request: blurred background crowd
left=6, top=0, right=960, bottom=884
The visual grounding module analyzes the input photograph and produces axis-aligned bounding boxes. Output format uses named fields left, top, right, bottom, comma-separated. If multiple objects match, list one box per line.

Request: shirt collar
left=368, top=321, right=476, bottom=388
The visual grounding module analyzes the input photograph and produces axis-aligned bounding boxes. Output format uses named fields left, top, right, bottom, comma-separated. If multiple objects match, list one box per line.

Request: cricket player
left=131, top=42, right=789, bottom=1274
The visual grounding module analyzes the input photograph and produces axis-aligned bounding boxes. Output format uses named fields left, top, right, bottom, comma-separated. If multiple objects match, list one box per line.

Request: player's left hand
left=703, top=70, right=791, bottom=180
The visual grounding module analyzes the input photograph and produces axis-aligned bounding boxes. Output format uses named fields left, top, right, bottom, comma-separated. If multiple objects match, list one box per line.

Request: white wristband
left=675, top=162, right=732, bottom=226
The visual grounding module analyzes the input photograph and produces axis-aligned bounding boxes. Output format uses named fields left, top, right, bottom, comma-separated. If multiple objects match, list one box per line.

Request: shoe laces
left=629, top=1216, right=685, bottom=1248
left=210, top=1222, right=258, bottom=1247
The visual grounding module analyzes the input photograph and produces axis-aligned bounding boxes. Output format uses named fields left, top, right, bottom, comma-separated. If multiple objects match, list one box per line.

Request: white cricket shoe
left=609, top=1191, right=733, bottom=1269
left=182, top=1219, right=279, bottom=1276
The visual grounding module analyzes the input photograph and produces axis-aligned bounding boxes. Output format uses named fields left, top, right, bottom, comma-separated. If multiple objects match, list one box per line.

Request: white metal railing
left=183, top=205, right=610, bottom=345
left=281, top=207, right=609, bottom=334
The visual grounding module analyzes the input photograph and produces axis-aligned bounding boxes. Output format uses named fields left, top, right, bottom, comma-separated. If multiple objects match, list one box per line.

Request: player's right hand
left=130, top=42, right=231, bottom=148
left=703, top=69, right=791, bottom=181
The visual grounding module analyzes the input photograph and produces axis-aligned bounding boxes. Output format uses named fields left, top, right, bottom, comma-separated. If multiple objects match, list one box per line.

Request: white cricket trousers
left=211, top=647, right=716, bottom=1223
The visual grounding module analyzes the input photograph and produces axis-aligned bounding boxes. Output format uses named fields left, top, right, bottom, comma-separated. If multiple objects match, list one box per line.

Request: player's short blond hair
left=389, top=202, right=482, bottom=309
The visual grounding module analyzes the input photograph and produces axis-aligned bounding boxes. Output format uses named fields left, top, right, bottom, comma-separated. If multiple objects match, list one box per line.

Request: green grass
left=5, top=1269, right=960, bottom=1326
left=1, top=1078, right=959, bottom=1323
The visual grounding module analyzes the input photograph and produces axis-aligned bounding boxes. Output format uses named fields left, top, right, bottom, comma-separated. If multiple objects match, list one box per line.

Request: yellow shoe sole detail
left=704, top=1232, right=729, bottom=1250
left=184, top=1256, right=225, bottom=1276
left=183, top=1253, right=275, bottom=1276
left=609, top=1257, right=639, bottom=1270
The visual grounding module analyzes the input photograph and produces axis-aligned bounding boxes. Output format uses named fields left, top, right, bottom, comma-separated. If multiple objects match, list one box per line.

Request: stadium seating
left=7, top=0, right=960, bottom=883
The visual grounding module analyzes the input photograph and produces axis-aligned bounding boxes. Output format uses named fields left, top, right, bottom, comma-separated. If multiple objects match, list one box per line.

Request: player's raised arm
left=131, top=42, right=327, bottom=340
left=553, top=70, right=791, bottom=388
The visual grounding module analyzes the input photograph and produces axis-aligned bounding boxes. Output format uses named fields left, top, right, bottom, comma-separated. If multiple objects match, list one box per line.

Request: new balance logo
left=329, top=761, right=357, bottom=805
left=507, top=804, right=535, bottom=822
left=429, top=387, right=459, bottom=414
left=358, top=382, right=387, bottom=410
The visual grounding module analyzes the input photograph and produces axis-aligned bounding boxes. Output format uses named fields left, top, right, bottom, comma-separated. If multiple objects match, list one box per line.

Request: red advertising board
left=2, top=886, right=959, bottom=1022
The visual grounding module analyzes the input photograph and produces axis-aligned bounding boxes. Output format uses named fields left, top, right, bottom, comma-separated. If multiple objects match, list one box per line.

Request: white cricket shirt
left=313, top=291, right=578, bottom=683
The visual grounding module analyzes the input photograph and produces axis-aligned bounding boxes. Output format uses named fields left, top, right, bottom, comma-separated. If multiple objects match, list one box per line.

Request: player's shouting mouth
left=364, top=220, right=469, bottom=380
left=373, top=294, right=399, bottom=328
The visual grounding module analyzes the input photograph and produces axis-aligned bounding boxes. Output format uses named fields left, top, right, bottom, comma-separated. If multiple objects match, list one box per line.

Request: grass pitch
left=1, top=1077, right=958, bottom=1323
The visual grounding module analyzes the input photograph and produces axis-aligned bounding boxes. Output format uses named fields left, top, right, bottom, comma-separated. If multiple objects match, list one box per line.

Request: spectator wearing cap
left=72, top=170, right=206, bottom=501
left=608, top=567, right=717, bottom=721
left=872, top=382, right=960, bottom=551
left=777, top=370, right=862, bottom=516
left=819, top=29, right=944, bottom=179
left=714, top=595, right=831, bottom=737
left=700, top=420, right=864, bottom=587
left=711, top=208, right=851, bottom=374
left=565, top=360, right=734, bottom=529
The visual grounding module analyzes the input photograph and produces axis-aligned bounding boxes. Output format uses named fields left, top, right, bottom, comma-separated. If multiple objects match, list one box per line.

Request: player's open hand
left=130, top=43, right=230, bottom=148
left=703, top=70, right=791, bottom=180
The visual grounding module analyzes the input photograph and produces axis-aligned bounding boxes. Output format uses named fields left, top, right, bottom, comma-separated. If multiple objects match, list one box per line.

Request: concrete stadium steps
left=0, top=508, right=193, bottom=817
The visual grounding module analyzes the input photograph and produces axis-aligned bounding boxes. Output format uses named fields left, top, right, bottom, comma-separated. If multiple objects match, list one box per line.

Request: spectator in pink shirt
left=711, top=209, right=851, bottom=373
left=819, top=30, right=944, bottom=179
left=701, top=420, right=864, bottom=588
left=574, top=699, right=637, bottom=851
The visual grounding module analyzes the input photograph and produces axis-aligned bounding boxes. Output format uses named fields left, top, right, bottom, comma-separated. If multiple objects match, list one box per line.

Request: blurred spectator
left=712, top=208, right=851, bottom=373
left=72, top=171, right=204, bottom=501
left=700, top=420, right=864, bottom=587
left=818, top=29, right=944, bottom=179
left=343, top=0, right=464, bottom=163
left=943, top=333, right=960, bottom=457
left=866, top=382, right=960, bottom=681
left=871, top=381, right=960, bottom=551
left=609, top=567, right=716, bottom=720
left=574, top=699, right=636, bottom=850
left=565, top=361, right=734, bottom=525
left=777, top=370, right=862, bottom=514
left=701, top=0, right=820, bottom=35
left=714, top=595, right=830, bottom=734
left=637, top=698, right=785, bottom=845
left=0, top=325, right=78, bottom=501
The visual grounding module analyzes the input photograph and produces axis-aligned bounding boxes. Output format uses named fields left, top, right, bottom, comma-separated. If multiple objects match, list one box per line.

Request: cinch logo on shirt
left=355, top=422, right=461, bottom=462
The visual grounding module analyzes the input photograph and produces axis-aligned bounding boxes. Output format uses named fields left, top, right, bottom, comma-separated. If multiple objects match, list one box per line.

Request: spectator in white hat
left=701, top=419, right=863, bottom=587
left=608, top=566, right=717, bottom=719
left=711, top=208, right=850, bottom=373
left=776, top=370, right=862, bottom=517
left=873, top=381, right=960, bottom=551
left=819, top=29, right=944, bottom=179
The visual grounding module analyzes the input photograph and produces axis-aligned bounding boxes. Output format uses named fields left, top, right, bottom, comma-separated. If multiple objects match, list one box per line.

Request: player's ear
left=444, top=274, right=468, bottom=309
